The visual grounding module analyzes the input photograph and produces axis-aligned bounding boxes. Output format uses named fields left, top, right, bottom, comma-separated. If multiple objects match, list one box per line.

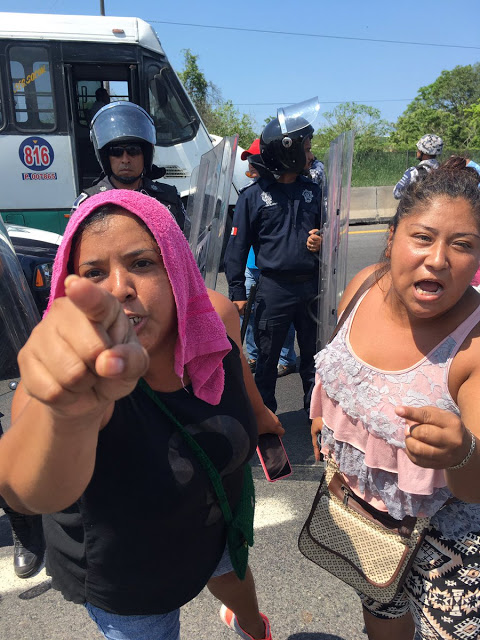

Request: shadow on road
left=0, top=512, right=13, bottom=548
left=18, top=580, right=52, bottom=600
left=277, top=409, right=317, bottom=466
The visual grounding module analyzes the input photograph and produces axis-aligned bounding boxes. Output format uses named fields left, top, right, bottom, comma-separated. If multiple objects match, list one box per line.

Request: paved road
left=0, top=225, right=388, bottom=640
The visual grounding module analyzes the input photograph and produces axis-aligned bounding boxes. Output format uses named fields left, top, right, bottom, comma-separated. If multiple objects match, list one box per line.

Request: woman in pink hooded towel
left=0, top=190, right=283, bottom=640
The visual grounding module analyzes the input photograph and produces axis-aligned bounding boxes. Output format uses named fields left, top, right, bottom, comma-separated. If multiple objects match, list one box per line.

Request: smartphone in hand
left=256, top=433, right=292, bottom=482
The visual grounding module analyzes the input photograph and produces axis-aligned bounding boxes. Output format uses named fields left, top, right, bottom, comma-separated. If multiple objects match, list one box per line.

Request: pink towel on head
left=47, top=190, right=232, bottom=405
left=471, top=265, right=480, bottom=287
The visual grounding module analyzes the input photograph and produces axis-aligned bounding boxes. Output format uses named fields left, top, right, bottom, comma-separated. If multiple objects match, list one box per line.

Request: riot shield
left=0, top=216, right=40, bottom=382
left=185, top=135, right=238, bottom=290
left=316, top=130, right=355, bottom=350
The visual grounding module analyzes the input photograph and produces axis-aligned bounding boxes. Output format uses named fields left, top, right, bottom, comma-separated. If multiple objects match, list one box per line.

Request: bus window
left=8, top=46, right=55, bottom=131
left=75, top=80, right=129, bottom=126
left=146, top=64, right=198, bottom=146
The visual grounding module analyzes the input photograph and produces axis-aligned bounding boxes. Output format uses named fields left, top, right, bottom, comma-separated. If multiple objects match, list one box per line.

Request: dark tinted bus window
left=9, top=46, right=55, bottom=131
left=147, top=64, right=198, bottom=146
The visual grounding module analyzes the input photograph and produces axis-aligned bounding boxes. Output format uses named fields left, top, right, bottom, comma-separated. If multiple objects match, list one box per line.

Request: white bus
left=0, top=12, right=247, bottom=233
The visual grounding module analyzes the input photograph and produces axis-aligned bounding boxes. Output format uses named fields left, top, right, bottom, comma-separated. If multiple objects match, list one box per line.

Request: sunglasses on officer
left=108, top=144, right=143, bottom=157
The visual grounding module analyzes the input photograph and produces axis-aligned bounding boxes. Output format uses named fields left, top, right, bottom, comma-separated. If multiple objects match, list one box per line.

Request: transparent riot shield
left=316, top=130, right=355, bottom=350
left=0, top=216, right=40, bottom=382
left=185, top=135, right=238, bottom=290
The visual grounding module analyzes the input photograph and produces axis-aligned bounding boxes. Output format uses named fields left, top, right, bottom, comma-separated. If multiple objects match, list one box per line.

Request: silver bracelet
left=447, top=429, right=476, bottom=471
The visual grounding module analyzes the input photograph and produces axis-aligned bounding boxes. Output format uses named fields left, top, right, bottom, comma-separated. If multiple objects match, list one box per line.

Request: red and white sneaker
left=220, top=605, right=272, bottom=640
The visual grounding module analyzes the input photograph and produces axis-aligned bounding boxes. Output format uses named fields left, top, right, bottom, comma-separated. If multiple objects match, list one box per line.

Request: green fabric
left=228, top=464, right=255, bottom=580
left=137, top=378, right=255, bottom=579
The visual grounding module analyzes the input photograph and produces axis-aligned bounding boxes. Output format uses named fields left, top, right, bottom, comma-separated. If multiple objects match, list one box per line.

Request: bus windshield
left=73, top=61, right=198, bottom=147
left=146, top=63, right=198, bottom=146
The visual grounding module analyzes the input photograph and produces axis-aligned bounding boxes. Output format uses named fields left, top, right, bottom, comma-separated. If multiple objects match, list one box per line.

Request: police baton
left=240, top=283, right=257, bottom=345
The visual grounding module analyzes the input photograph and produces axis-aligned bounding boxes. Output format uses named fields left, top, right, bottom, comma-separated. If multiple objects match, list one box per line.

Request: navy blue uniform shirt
left=224, top=175, right=322, bottom=301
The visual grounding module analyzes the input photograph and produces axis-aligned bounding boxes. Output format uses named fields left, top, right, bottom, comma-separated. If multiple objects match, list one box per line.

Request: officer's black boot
left=4, top=506, right=45, bottom=578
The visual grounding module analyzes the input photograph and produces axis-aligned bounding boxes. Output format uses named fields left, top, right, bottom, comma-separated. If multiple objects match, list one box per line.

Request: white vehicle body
left=0, top=12, right=242, bottom=233
left=6, top=223, right=62, bottom=248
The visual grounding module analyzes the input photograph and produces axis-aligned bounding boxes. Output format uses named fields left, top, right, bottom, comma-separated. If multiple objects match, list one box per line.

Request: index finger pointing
left=64, top=275, right=122, bottom=330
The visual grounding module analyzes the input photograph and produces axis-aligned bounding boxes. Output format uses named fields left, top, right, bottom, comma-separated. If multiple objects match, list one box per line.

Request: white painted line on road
left=254, top=497, right=295, bottom=529
left=0, top=553, right=48, bottom=596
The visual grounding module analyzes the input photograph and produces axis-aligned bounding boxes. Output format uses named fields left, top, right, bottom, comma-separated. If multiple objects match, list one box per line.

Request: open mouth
left=414, top=280, right=444, bottom=296
left=128, top=316, right=142, bottom=326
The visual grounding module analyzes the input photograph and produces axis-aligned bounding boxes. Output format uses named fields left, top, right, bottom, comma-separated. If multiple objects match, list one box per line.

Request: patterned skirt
left=360, top=526, right=480, bottom=639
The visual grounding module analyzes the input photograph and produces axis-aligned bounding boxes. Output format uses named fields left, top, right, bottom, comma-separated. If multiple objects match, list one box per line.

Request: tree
left=464, top=101, right=480, bottom=148
left=177, top=49, right=219, bottom=123
left=391, top=64, right=480, bottom=148
left=206, top=101, right=257, bottom=149
left=177, top=50, right=258, bottom=148
left=312, top=102, right=392, bottom=154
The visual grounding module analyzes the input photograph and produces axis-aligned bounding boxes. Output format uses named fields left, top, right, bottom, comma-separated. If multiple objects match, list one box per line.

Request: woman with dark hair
left=0, top=190, right=283, bottom=640
left=310, top=163, right=480, bottom=639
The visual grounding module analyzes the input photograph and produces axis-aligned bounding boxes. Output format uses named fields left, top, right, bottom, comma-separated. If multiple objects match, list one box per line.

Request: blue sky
left=10, top=1, right=480, bottom=133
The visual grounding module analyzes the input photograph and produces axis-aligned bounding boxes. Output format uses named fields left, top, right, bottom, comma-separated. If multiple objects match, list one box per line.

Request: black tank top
left=43, top=340, right=257, bottom=614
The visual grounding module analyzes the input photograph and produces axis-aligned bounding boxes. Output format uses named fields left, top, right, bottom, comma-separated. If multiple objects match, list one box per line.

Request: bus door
left=64, top=63, right=137, bottom=191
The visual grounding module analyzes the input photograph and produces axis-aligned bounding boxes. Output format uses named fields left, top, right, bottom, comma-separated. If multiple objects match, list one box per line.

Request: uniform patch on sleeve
left=231, top=227, right=238, bottom=236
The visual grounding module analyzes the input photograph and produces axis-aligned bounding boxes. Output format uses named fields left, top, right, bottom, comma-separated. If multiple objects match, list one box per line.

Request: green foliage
left=177, top=50, right=258, bottom=148
left=348, top=148, right=480, bottom=187
left=312, top=102, right=392, bottom=155
left=391, top=64, right=480, bottom=148
left=464, top=101, right=480, bottom=148
left=177, top=49, right=220, bottom=124
left=204, top=101, right=257, bottom=149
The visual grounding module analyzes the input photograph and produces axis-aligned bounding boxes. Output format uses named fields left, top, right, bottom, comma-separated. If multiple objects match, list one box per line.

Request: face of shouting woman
left=388, top=196, right=480, bottom=321
left=73, top=209, right=177, bottom=363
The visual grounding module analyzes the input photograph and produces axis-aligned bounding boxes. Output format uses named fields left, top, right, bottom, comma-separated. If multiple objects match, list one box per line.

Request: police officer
left=72, top=102, right=186, bottom=231
left=0, top=219, right=45, bottom=578
left=225, top=99, right=322, bottom=415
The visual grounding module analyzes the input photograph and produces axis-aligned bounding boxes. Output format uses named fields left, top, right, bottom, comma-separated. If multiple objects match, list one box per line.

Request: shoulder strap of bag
left=137, top=378, right=233, bottom=525
left=328, top=271, right=379, bottom=344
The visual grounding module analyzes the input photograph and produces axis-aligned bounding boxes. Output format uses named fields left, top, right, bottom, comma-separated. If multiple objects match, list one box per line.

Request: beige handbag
left=298, top=459, right=430, bottom=603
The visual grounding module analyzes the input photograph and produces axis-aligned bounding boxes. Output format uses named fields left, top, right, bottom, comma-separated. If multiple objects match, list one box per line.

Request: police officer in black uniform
left=72, top=102, right=186, bottom=231
left=225, top=98, right=322, bottom=416
left=0, top=220, right=45, bottom=578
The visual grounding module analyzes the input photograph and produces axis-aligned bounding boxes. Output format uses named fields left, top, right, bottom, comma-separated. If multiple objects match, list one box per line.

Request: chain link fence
left=316, top=149, right=480, bottom=187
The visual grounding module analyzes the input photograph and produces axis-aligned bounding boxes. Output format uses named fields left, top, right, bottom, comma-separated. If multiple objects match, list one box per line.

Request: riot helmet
left=90, top=102, right=157, bottom=182
left=416, top=134, right=444, bottom=157
left=260, top=97, right=320, bottom=175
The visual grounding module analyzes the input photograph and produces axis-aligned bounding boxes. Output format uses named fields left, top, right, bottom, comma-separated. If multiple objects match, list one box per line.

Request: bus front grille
left=163, top=166, right=190, bottom=178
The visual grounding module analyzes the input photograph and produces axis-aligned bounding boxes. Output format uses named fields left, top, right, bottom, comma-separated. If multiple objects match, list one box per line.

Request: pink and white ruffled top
left=311, top=290, right=480, bottom=523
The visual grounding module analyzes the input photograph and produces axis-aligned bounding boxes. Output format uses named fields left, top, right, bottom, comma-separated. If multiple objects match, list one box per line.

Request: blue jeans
left=85, top=604, right=180, bottom=640
left=84, top=546, right=233, bottom=640
left=243, top=267, right=296, bottom=366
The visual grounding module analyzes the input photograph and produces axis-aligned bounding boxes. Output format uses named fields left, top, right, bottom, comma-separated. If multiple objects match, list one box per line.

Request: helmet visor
left=277, top=97, right=320, bottom=135
left=91, top=101, right=156, bottom=150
